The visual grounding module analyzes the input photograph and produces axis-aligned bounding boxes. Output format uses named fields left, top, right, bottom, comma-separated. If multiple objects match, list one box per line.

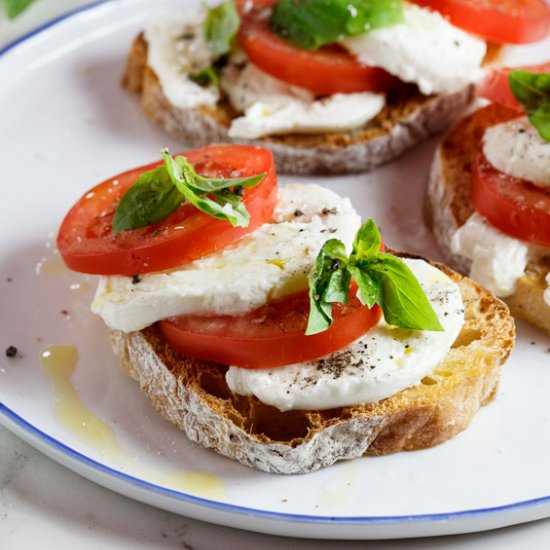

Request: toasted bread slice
left=121, top=33, right=476, bottom=175
left=425, top=103, right=550, bottom=335
left=109, top=256, right=514, bottom=474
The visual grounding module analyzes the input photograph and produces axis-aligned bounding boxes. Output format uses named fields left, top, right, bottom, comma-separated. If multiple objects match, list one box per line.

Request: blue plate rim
left=3, top=385, right=550, bottom=526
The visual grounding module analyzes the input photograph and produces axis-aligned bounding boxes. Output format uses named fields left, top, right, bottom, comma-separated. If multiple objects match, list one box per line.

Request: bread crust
left=109, top=256, right=514, bottom=474
left=425, top=104, right=550, bottom=335
left=122, top=34, right=476, bottom=175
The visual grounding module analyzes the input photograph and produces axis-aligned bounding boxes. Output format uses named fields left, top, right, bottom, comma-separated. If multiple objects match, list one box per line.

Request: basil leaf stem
left=271, top=0, right=404, bottom=50
left=112, top=151, right=266, bottom=232
left=306, top=219, right=444, bottom=335
left=509, top=70, right=550, bottom=142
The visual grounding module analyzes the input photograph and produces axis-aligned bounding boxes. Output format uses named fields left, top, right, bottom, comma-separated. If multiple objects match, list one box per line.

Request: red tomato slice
left=159, top=290, right=382, bottom=369
left=237, top=0, right=399, bottom=95
left=478, top=62, right=550, bottom=112
left=410, top=0, right=550, bottom=44
left=471, top=151, right=550, bottom=247
left=57, top=145, right=277, bottom=276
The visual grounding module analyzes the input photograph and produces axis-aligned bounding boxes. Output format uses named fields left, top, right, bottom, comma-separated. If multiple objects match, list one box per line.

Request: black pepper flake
left=6, top=346, right=17, bottom=358
left=321, top=207, right=338, bottom=216
left=531, top=341, right=536, bottom=345
left=131, top=274, right=141, bottom=284
left=293, top=209, right=303, bottom=217
left=519, top=128, right=526, bottom=134
left=61, top=309, right=69, bottom=316
left=6, top=277, right=12, bottom=282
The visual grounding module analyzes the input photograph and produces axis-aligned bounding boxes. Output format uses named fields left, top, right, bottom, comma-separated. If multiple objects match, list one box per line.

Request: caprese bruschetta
left=58, top=144, right=514, bottom=473
left=122, top=0, right=550, bottom=174
left=426, top=63, right=550, bottom=335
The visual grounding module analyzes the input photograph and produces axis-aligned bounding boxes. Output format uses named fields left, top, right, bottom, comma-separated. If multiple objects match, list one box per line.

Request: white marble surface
left=2, top=2, right=550, bottom=548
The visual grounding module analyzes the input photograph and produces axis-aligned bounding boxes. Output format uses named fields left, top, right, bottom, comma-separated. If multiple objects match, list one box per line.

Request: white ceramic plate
left=1, top=0, right=550, bottom=540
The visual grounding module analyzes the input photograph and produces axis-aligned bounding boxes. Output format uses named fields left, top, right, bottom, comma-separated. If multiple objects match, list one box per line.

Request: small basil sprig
left=112, top=151, right=266, bottom=232
left=271, top=0, right=404, bottom=51
left=192, top=0, right=240, bottom=85
left=204, top=0, right=240, bottom=58
left=306, top=219, right=443, bottom=335
left=509, top=70, right=550, bottom=142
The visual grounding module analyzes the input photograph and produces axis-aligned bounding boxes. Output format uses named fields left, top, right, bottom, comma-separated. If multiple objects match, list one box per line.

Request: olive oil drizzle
left=40, top=344, right=225, bottom=498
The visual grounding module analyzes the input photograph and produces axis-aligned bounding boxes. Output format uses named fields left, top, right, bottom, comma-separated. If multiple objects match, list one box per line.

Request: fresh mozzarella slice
left=92, top=184, right=361, bottom=333
left=145, top=12, right=219, bottom=109
left=222, top=63, right=385, bottom=139
left=226, top=259, right=464, bottom=411
left=340, top=3, right=486, bottom=95
left=222, top=62, right=314, bottom=111
left=483, top=116, right=550, bottom=187
left=451, top=212, right=529, bottom=297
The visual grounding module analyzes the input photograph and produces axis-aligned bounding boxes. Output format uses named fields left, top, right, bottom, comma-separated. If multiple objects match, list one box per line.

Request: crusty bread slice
left=109, top=256, right=514, bottom=474
left=425, top=103, right=550, bottom=335
left=121, top=33, right=476, bottom=175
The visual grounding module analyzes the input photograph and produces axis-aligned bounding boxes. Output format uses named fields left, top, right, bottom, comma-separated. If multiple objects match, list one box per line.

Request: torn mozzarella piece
left=451, top=212, right=529, bottom=297
left=340, top=3, right=486, bottom=95
left=145, top=12, right=219, bottom=109
left=222, top=63, right=385, bottom=139
left=483, top=116, right=550, bottom=187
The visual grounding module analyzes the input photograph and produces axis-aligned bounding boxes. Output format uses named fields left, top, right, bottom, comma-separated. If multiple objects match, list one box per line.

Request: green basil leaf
left=528, top=108, right=550, bottom=141
left=352, top=218, right=382, bottom=259
left=347, top=264, right=379, bottom=308
left=3, top=0, right=37, bottom=19
left=306, top=219, right=444, bottom=335
left=211, top=189, right=251, bottom=227
left=204, top=0, right=240, bottom=59
left=306, top=239, right=349, bottom=335
left=271, top=0, right=403, bottom=50
left=193, top=172, right=266, bottom=191
left=509, top=70, right=550, bottom=142
left=112, top=167, right=183, bottom=232
left=173, top=155, right=266, bottom=193
left=190, top=65, right=221, bottom=87
left=164, top=153, right=252, bottom=227
left=345, top=0, right=403, bottom=34
left=366, top=253, right=444, bottom=331
left=113, top=150, right=265, bottom=232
